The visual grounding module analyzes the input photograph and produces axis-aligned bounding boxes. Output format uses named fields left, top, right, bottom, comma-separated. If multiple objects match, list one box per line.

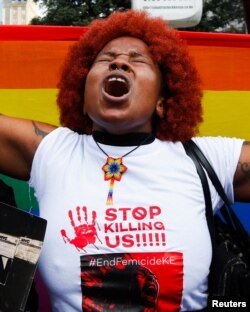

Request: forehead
left=99, top=36, right=151, bottom=55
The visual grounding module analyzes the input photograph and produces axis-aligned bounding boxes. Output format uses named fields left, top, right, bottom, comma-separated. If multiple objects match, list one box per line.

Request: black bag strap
left=182, top=141, right=215, bottom=246
left=183, top=141, right=216, bottom=294
left=183, top=140, right=250, bottom=260
left=184, top=140, right=236, bottom=228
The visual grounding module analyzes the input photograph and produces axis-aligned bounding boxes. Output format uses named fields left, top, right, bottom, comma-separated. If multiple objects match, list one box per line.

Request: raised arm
left=0, top=114, right=56, bottom=180
left=234, top=141, right=250, bottom=202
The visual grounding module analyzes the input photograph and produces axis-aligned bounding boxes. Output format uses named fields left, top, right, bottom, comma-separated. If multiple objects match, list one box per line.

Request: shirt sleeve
left=192, top=136, right=244, bottom=210
left=29, top=127, right=80, bottom=200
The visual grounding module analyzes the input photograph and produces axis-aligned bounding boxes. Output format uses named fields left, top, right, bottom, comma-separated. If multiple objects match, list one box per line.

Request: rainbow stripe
left=0, top=26, right=250, bottom=211
left=106, top=179, right=115, bottom=206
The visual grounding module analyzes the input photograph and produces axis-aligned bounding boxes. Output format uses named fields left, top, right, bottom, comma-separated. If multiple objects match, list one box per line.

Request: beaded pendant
left=102, top=157, right=127, bottom=205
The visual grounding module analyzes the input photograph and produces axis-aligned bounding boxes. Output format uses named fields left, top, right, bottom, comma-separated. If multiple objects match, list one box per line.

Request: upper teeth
left=108, top=77, right=126, bottom=83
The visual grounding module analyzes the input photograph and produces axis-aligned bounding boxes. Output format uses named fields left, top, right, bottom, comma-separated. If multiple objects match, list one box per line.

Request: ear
left=155, top=97, right=165, bottom=119
left=83, top=102, right=87, bottom=115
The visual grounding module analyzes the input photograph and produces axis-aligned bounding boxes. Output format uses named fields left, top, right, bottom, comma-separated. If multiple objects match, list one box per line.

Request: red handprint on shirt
left=61, top=206, right=102, bottom=252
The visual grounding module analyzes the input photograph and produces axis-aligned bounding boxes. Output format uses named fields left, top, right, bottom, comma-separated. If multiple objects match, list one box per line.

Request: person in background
left=0, top=9, right=249, bottom=311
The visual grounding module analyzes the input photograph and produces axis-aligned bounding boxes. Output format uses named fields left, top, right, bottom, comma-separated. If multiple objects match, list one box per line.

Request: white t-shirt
left=29, top=128, right=243, bottom=311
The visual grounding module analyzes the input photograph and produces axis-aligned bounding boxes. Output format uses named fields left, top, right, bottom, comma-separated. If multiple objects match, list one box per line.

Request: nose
left=109, top=59, right=130, bottom=72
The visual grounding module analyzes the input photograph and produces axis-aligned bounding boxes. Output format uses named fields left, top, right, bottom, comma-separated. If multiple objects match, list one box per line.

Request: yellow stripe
left=0, top=89, right=60, bottom=125
left=200, top=91, right=250, bottom=140
left=1, top=89, right=250, bottom=140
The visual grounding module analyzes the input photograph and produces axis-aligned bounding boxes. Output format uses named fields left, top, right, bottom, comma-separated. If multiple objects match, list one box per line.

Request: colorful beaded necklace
left=93, top=132, right=154, bottom=205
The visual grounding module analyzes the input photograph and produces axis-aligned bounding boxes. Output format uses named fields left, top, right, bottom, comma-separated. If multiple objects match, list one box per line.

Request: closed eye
left=95, top=51, right=115, bottom=63
left=131, top=58, right=148, bottom=64
left=94, top=51, right=151, bottom=65
left=95, top=57, right=113, bottom=63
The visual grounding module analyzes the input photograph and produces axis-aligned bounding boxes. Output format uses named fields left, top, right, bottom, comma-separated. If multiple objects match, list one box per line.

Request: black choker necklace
left=93, top=133, right=153, bottom=205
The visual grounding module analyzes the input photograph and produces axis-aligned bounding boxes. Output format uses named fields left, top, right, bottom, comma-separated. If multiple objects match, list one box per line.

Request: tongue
left=105, top=80, right=129, bottom=97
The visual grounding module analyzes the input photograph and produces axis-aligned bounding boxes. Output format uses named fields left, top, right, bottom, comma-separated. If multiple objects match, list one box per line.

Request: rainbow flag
left=1, top=26, right=250, bottom=137
left=0, top=26, right=250, bottom=213
left=183, top=31, right=250, bottom=139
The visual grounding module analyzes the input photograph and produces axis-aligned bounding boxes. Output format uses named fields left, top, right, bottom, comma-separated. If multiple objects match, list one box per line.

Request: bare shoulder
left=31, top=120, right=57, bottom=141
left=234, top=141, right=250, bottom=202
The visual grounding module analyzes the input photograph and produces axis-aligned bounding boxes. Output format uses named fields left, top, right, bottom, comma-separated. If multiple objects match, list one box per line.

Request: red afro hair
left=57, top=9, right=203, bottom=142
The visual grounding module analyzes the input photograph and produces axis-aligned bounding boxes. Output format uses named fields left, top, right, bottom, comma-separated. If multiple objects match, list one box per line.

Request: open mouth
left=103, top=75, right=130, bottom=98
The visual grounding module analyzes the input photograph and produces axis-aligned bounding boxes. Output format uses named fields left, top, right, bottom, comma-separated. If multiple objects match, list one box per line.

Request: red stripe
left=0, top=25, right=88, bottom=41
left=0, top=25, right=250, bottom=48
left=181, top=31, right=250, bottom=48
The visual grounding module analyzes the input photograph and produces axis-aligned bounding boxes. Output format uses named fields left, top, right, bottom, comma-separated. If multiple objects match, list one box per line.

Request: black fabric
left=92, top=131, right=155, bottom=146
left=183, top=141, right=250, bottom=297
left=0, top=180, right=16, bottom=207
left=0, top=179, right=39, bottom=312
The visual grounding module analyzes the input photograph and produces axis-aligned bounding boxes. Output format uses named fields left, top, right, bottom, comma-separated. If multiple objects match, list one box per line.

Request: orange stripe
left=0, top=41, right=73, bottom=88
left=1, top=41, right=250, bottom=90
left=189, top=45, right=250, bottom=90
